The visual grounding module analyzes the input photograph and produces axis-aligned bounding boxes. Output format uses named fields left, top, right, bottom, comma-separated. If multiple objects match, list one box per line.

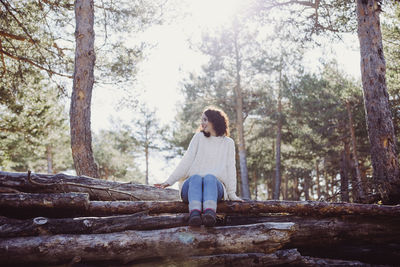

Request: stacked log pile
left=1, top=171, right=399, bottom=266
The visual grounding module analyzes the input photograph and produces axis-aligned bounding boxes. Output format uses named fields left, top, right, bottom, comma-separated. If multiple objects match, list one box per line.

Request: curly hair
left=200, top=107, right=230, bottom=137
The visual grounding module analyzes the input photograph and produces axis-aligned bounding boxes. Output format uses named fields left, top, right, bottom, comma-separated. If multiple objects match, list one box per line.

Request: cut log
left=0, top=213, right=191, bottom=237
left=0, top=171, right=179, bottom=201
left=128, top=249, right=302, bottom=267
left=225, top=215, right=400, bottom=246
left=86, top=200, right=400, bottom=217
left=293, top=255, right=383, bottom=266
left=0, top=222, right=295, bottom=265
left=125, top=249, right=379, bottom=267
left=226, top=215, right=400, bottom=265
left=0, top=193, right=89, bottom=218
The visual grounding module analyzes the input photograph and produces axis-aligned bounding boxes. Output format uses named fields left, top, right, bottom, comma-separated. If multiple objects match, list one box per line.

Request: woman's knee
left=189, top=174, right=202, bottom=185
left=203, top=174, right=217, bottom=183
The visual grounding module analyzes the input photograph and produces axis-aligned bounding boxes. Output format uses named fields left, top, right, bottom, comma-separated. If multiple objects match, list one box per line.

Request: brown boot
left=188, top=210, right=202, bottom=226
left=202, top=209, right=216, bottom=227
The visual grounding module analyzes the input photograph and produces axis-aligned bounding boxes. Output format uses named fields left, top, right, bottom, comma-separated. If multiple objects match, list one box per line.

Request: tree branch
left=0, top=39, right=5, bottom=75
left=0, top=30, right=37, bottom=44
left=0, top=48, right=72, bottom=78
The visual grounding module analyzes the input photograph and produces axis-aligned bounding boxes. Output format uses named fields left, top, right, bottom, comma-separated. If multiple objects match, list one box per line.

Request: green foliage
left=93, top=128, right=143, bottom=183
left=0, top=0, right=165, bottom=177
left=0, top=70, right=72, bottom=172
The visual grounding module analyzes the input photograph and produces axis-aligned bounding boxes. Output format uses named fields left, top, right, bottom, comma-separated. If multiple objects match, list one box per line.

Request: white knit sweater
left=165, top=132, right=241, bottom=200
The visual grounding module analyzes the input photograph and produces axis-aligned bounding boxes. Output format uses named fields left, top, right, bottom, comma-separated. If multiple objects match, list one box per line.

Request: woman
left=155, top=107, right=242, bottom=227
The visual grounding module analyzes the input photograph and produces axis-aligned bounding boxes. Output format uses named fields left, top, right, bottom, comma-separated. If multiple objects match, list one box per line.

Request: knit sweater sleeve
left=165, top=133, right=200, bottom=186
left=226, top=138, right=240, bottom=200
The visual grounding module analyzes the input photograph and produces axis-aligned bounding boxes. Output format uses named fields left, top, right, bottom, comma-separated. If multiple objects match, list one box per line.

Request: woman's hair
left=200, top=107, right=230, bottom=137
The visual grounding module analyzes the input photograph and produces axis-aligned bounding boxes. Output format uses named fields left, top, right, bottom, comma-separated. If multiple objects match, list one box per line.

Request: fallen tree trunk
left=86, top=200, right=400, bottom=217
left=124, top=249, right=378, bottom=267
left=0, top=222, right=295, bottom=265
left=0, top=213, right=191, bottom=237
left=226, top=215, right=400, bottom=265
left=226, top=215, right=400, bottom=246
left=129, top=249, right=303, bottom=267
left=293, top=255, right=383, bottom=266
left=0, top=193, right=89, bottom=218
left=2, top=196, right=399, bottom=218
left=0, top=171, right=179, bottom=201
left=3, top=212, right=400, bottom=243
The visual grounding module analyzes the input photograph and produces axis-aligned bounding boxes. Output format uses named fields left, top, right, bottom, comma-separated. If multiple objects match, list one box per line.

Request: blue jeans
left=181, top=174, right=224, bottom=213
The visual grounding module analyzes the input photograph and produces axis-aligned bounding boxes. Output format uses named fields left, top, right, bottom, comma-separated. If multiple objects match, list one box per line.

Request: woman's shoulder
left=223, top=136, right=235, bottom=145
left=193, top=131, right=203, bottom=139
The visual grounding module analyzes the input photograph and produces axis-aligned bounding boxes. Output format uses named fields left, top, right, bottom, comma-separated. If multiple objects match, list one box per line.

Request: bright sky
left=90, top=0, right=361, bottom=186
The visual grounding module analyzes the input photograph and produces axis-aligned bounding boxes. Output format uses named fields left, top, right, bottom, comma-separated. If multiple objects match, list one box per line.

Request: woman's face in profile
left=201, top=113, right=213, bottom=133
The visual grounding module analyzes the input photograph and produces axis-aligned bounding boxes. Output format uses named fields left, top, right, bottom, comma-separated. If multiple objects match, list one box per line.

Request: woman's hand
left=154, top=182, right=170, bottom=189
left=229, top=193, right=244, bottom=202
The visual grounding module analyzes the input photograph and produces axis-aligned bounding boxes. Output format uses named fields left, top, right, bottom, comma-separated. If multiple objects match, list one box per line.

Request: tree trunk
left=346, top=101, right=365, bottom=201
left=315, top=160, right=321, bottom=200
left=145, top=144, right=149, bottom=185
left=331, top=174, right=335, bottom=198
left=0, top=222, right=295, bottom=265
left=296, top=255, right=393, bottom=266
left=324, top=169, right=329, bottom=199
left=85, top=200, right=400, bottom=217
left=142, top=249, right=302, bottom=267
left=340, top=144, right=350, bottom=202
left=46, top=145, right=53, bottom=174
left=145, top=123, right=149, bottom=185
left=253, top=169, right=258, bottom=200
left=284, top=174, right=288, bottom=200
left=0, top=171, right=179, bottom=201
left=293, top=176, right=300, bottom=200
left=356, top=0, right=400, bottom=204
left=273, top=66, right=283, bottom=200
left=0, top=213, right=191, bottom=237
left=70, top=0, right=99, bottom=178
left=233, top=19, right=250, bottom=200
left=0, top=193, right=89, bottom=218
left=226, top=214, right=400, bottom=246
left=304, top=176, right=310, bottom=201
left=226, top=215, right=400, bottom=265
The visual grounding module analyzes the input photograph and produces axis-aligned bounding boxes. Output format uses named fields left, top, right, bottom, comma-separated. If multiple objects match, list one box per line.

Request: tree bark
left=315, top=160, right=321, bottom=200
left=295, top=256, right=388, bottom=266
left=233, top=18, right=250, bottom=200
left=70, top=0, right=99, bottom=178
left=0, top=213, right=191, bottom=237
left=226, top=215, right=400, bottom=265
left=85, top=200, right=400, bottom=217
left=346, top=101, right=365, bottom=201
left=145, top=122, right=149, bottom=185
left=226, top=214, right=400, bottom=247
left=46, top=145, right=53, bottom=174
left=0, top=222, right=295, bottom=265
left=0, top=193, right=89, bottom=218
left=0, top=171, right=179, bottom=201
left=293, top=175, right=299, bottom=200
left=139, top=249, right=302, bottom=267
left=356, top=0, right=400, bottom=204
left=340, top=144, right=350, bottom=202
left=253, top=169, right=258, bottom=199
left=273, top=63, right=283, bottom=200
left=304, top=175, right=310, bottom=201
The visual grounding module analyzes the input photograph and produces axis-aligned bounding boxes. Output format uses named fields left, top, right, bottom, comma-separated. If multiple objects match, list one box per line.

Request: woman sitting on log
left=155, top=107, right=242, bottom=227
